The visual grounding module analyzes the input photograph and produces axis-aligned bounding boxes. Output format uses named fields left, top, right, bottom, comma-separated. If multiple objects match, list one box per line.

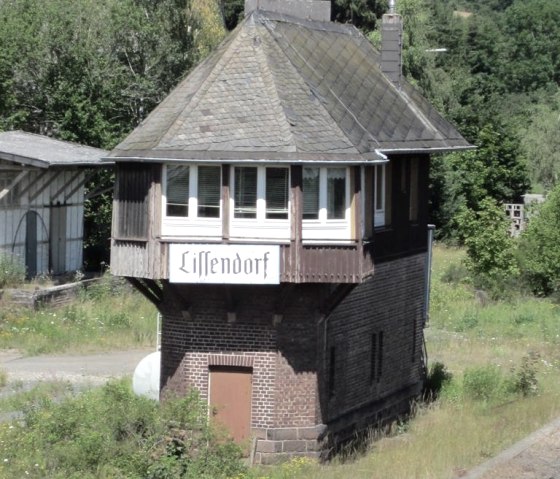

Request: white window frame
left=161, top=164, right=222, bottom=239
left=230, top=165, right=290, bottom=241
left=302, top=166, right=351, bottom=242
left=374, top=164, right=386, bottom=228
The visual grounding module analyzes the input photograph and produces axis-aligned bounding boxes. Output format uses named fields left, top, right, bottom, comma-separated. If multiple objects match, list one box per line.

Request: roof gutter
left=376, top=145, right=476, bottom=155
left=103, top=155, right=388, bottom=166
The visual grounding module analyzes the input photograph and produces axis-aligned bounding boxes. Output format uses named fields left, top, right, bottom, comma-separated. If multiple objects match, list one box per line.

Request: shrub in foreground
left=0, top=380, right=248, bottom=479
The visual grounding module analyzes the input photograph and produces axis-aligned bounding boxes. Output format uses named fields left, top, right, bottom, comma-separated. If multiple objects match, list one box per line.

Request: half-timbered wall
left=0, top=163, right=86, bottom=276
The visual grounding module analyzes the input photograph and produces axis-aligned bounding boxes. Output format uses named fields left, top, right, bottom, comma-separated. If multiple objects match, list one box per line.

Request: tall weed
left=0, top=380, right=248, bottom=479
left=0, top=252, right=25, bottom=288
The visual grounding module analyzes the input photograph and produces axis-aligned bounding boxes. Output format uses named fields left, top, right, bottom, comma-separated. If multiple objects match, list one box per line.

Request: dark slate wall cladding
left=321, top=253, right=426, bottom=423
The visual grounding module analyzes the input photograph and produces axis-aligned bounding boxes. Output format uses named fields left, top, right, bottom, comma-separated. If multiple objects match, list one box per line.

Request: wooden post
left=290, top=165, right=303, bottom=282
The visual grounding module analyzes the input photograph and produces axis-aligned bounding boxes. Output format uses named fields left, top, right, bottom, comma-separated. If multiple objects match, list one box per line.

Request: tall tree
left=332, top=0, right=386, bottom=30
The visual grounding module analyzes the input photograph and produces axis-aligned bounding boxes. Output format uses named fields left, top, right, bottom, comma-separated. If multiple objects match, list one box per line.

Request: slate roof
left=0, top=131, right=108, bottom=168
left=110, top=11, right=472, bottom=163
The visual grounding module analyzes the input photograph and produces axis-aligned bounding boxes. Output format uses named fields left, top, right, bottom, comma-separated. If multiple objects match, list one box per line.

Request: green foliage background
left=1, top=0, right=560, bottom=274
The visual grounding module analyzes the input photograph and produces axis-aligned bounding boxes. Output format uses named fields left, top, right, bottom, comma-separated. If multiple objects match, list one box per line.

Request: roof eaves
left=105, top=149, right=387, bottom=165
left=378, top=145, right=477, bottom=155
left=0, top=152, right=49, bottom=169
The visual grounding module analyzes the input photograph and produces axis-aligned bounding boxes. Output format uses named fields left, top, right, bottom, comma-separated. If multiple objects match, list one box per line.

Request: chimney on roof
left=244, top=0, right=331, bottom=22
left=381, top=4, right=403, bottom=88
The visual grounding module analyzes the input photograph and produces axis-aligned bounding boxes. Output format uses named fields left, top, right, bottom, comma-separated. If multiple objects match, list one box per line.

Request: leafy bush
left=518, top=185, right=560, bottom=296
left=440, top=262, right=469, bottom=284
left=455, top=197, right=520, bottom=298
left=511, top=353, right=540, bottom=397
left=462, top=365, right=508, bottom=402
left=0, top=252, right=25, bottom=288
left=0, top=380, right=248, bottom=479
left=424, top=361, right=453, bottom=400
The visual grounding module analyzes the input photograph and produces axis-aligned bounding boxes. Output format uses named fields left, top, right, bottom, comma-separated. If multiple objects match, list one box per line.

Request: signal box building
left=108, top=0, right=472, bottom=463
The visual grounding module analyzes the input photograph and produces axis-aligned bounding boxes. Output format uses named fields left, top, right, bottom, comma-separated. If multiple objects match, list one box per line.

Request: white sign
left=169, top=244, right=280, bottom=284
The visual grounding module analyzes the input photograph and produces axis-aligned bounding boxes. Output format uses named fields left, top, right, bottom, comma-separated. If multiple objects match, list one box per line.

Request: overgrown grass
left=0, top=275, right=157, bottom=355
left=0, top=252, right=25, bottom=288
left=0, top=380, right=77, bottom=413
left=0, top=379, right=247, bottom=479
left=258, top=244, right=560, bottom=479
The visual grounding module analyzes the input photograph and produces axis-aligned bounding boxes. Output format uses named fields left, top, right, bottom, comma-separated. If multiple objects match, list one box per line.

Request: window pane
left=303, top=167, right=319, bottom=220
left=266, top=167, right=289, bottom=219
left=0, top=172, right=19, bottom=206
left=166, top=165, right=189, bottom=217
left=198, top=166, right=221, bottom=218
left=234, top=167, right=257, bottom=218
left=374, top=164, right=385, bottom=227
left=327, top=168, right=346, bottom=219
left=409, top=158, right=419, bottom=222
left=375, top=165, right=384, bottom=211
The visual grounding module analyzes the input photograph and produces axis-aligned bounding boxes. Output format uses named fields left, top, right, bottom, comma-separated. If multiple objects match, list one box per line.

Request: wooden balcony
left=110, top=239, right=375, bottom=284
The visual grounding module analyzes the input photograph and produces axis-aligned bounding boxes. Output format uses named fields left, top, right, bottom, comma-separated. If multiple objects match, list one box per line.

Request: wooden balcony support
left=126, top=277, right=163, bottom=306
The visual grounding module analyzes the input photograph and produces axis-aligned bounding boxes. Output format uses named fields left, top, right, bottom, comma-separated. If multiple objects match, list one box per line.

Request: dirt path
left=461, top=416, right=560, bottom=479
left=0, top=348, right=154, bottom=385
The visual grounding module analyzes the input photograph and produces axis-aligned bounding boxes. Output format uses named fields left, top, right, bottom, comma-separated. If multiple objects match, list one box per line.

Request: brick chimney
left=381, top=2, right=403, bottom=88
left=245, top=0, right=331, bottom=22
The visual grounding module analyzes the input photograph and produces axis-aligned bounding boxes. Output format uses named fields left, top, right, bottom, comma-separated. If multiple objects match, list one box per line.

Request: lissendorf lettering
left=179, top=250, right=271, bottom=279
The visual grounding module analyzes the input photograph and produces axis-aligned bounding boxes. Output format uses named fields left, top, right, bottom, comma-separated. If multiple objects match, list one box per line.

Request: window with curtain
left=303, top=167, right=319, bottom=219
left=197, top=165, right=221, bottom=218
left=327, top=168, right=346, bottom=219
left=234, top=167, right=257, bottom=218
left=166, top=165, right=190, bottom=217
left=265, top=167, right=289, bottom=219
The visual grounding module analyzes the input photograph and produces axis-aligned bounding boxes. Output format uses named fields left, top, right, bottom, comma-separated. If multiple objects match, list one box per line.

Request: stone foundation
left=253, top=425, right=326, bottom=465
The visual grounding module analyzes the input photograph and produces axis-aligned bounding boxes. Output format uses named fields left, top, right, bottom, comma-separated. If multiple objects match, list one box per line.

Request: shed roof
left=110, top=11, right=472, bottom=163
left=0, top=131, right=109, bottom=168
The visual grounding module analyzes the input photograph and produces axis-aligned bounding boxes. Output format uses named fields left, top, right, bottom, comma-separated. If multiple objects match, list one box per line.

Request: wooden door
left=49, top=204, right=67, bottom=274
left=209, top=367, right=252, bottom=445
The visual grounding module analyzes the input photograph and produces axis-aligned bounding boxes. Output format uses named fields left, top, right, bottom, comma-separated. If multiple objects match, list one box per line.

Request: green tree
left=518, top=185, right=560, bottom=296
left=520, top=88, right=560, bottom=190
left=221, top=0, right=244, bottom=30
left=332, top=0, right=386, bottom=30
left=500, top=0, right=560, bottom=92
left=455, top=197, right=519, bottom=296
left=430, top=121, right=530, bottom=239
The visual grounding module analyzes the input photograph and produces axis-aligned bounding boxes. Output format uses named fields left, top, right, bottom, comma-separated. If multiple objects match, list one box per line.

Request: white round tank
left=132, top=351, right=161, bottom=401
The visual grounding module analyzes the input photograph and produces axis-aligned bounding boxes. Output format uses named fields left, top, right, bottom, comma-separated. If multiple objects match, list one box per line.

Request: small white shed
left=0, top=131, right=108, bottom=277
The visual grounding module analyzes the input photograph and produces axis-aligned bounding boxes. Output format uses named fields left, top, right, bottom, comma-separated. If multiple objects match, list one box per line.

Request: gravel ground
left=0, top=348, right=153, bottom=383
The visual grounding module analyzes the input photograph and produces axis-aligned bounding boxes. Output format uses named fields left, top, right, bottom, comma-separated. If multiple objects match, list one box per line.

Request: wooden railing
left=111, top=239, right=375, bottom=284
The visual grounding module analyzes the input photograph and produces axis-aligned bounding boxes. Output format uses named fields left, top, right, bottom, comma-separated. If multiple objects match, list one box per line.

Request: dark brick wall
left=159, top=284, right=326, bottom=429
left=319, top=253, right=426, bottom=426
